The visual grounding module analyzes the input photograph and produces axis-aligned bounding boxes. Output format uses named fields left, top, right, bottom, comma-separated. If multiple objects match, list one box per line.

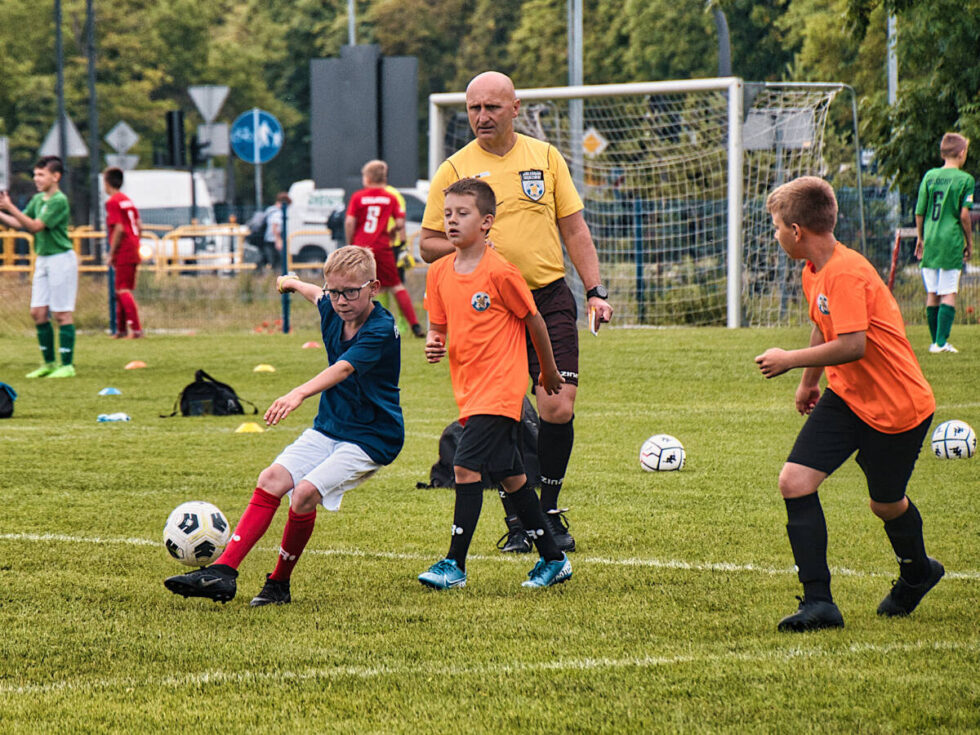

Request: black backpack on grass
left=0, top=382, right=16, bottom=419
left=162, top=369, right=257, bottom=417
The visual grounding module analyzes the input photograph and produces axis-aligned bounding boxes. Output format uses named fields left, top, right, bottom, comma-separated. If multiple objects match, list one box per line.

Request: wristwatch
left=586, top=284, right=608, bottom=300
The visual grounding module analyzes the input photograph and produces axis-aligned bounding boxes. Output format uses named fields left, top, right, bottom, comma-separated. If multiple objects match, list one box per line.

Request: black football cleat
left=164, top=564, right=238, bottom=603
left=496, top=515, right=534, bottom=553
left=545, top=508, right=576, bottom=553
left=250, top=574, right=291, bottom=607
left=777, top=596, right=845, bottom=632
left=877, top=557, right=945, bottom=618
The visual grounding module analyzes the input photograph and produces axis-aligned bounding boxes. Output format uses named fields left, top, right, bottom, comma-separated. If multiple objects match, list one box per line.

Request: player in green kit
left=0, top=156, right=78, bottom=377
left=914, top=133, right=975, bottom=354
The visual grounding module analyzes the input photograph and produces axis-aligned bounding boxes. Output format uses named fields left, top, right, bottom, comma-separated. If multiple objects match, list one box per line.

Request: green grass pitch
left=0, top=323, right=977, bottom=733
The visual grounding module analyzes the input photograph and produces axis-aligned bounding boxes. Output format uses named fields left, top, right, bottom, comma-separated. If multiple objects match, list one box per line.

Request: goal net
left=429, top=79, right=844, bottom=327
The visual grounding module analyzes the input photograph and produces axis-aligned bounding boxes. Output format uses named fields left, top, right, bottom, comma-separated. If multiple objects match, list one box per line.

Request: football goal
left=429, top=78, right=860, bottom=327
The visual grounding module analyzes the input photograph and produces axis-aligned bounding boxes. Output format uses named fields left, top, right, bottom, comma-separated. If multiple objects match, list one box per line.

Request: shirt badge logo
left=817, top=293, right=830, bottom=315
left=520, top=170, right=545, bottom=201
left=471, top=292, right=491, bottom=312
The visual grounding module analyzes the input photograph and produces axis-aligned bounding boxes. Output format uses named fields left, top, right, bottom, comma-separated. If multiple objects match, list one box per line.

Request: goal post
left=429, top=78, right=847, bottom=327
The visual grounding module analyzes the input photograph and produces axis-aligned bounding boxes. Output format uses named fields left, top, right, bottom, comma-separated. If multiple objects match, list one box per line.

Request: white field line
left=1, top=640, right=977, bottom=696
left=2, top=532, right=979, bottom=580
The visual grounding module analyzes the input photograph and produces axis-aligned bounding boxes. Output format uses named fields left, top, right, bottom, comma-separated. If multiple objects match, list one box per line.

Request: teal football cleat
left=418, top=558, right=467, bottom=590
left=522, top=553, right=572, bottom=588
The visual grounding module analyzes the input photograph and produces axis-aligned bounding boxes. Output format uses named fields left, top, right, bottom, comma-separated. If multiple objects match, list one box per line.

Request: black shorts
left=526, top=278, right=579, bottom=387
left=454, top=415, right=524, bottom=482
left=787, top=389, right=932, bottom=503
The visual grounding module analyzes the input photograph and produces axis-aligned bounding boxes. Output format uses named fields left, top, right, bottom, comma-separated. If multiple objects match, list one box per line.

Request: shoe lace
left=546, top=508, right=570, bottom=533
left=526, top=558, right=546, bottom=579
left=431, top=559, right=458, bottom=575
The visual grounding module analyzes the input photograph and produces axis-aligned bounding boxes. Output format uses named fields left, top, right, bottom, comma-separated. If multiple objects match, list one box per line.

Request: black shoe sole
left=777, top=617, right=845, bottom=632
left=249, top=596, right=291, bottom=607
left=164, top=578, right=236, bottom=603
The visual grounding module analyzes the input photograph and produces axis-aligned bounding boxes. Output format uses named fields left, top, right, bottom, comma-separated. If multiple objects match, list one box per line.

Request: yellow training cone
left=253, top=364, right=276, bottom=372
left=124, top=360, right=147, bottom=369
left=235, top=422, right=265, bottom=433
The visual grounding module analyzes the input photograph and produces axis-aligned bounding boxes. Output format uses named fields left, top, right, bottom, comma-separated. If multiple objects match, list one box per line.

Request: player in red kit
left=345, top=159, right=424, bottom=337
left=103, top=167, right=143, bottom=338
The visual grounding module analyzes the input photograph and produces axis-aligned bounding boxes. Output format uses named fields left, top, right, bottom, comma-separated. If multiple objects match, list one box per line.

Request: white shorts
left=273, top=428, right=380, bottom=511
left=31, top=250, right=78, bottom=312
left=921, top=267, right=961, bottom=296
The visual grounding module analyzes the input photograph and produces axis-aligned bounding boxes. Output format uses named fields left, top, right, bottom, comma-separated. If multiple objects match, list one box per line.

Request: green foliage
left=0, top=326, right=978, bottom=731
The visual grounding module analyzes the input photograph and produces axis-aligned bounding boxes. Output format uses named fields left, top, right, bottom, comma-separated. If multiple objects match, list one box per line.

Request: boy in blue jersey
left=165, top=246, right=404, bottom=606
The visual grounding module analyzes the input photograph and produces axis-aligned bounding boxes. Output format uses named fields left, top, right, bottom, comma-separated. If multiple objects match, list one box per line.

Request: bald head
left=465, top=71, right=520, bottom=155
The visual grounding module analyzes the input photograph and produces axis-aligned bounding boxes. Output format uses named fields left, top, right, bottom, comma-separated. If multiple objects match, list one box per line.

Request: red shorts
left=371, top=246, right=402, bottom=288
left=114, top=262, right=139, bottom=291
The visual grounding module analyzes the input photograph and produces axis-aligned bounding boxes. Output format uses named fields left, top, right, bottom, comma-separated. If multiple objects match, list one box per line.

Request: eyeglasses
left=323, top=280, right=372, bottom=301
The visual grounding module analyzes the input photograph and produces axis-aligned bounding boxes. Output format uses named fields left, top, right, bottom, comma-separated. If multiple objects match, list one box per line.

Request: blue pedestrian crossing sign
left=230, top=108, right=283, bottom=165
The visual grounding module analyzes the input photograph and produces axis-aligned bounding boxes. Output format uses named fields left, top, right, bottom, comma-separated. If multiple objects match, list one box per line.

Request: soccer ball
left=930, top=420, right=976, bottom=460
left=640, top=434, right=685, bottom=471
left=163, top=501, right=231, bottom=567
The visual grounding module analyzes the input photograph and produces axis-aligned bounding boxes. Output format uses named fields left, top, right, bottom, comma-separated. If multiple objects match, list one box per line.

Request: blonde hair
left=766, top=176, right=838, bottom=234
left=361, top=160, right=388, bottom=185
left=323, top=246, right=377, bottom=282
left=940, top=133, right=969, bottom=159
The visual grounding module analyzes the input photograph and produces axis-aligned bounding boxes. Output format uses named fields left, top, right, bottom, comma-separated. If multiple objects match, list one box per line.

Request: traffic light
left=165, top=110, right=186, bottom=167
left=190, top=134, right=209, bottom=167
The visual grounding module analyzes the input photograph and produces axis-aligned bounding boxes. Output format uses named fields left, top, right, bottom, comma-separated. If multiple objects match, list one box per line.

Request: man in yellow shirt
left=420, top=71, right=613, bottom=553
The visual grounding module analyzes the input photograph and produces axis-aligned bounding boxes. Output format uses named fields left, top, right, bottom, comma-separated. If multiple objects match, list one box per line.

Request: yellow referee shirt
left=422, top=134, right=583, bottom=289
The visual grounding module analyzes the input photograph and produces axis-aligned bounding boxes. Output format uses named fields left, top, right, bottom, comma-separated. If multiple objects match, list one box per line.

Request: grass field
left=0, top=322, right=977, bottom=733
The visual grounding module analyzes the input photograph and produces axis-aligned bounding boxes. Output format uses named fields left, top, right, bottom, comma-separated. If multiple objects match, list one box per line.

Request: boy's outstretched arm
left=277, top=274, right=322, bottom=304
left=425, top=323, right=447, bottom=364
left=755, top=328, right=865, bottom=380
left=525, top=312, right=563, bottom=394
left=264, top=360, right=355, bottom=426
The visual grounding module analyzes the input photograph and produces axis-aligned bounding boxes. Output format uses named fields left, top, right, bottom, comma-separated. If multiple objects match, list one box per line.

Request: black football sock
left=926, top=305, right=939, bottom=344
left=498, top=486, right=520, bottom=518
left=506, top=483, right=561, bottom=561
left=538, top=417, right=574, bottom=512
left=784, top=493, right=832, bottom=602
left=883, top=500, right=930, bottom=584
left=447, top=481, right=483, bottom=571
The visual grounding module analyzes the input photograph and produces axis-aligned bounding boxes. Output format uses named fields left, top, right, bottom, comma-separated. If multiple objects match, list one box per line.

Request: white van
left=285, top=180, right=345, bottom=263
left=284, top=179, right=430, bottom=261
left=110, top=169, right=219, bottom=262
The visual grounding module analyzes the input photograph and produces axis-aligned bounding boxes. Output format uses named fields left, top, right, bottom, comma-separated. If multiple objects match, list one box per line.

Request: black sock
left=785, top=494, right=832, bottom=602
left=506, top=483, right=561, bottom=561
left=883, top=500, right=929, bottom=584
left=498, top=486, right=520, bottom=519
left=538, top=417, right=574, bottom=511
left=447, top=482, right=483, bottom=571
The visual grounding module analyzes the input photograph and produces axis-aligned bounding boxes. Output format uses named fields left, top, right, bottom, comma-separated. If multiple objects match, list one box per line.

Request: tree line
left=0, top=0, right=976, bottom=221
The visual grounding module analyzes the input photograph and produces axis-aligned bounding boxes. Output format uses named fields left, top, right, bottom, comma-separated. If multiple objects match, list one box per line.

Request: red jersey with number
left=346, top=186, right=404, bottom=250
left=105, top=192, right=142, bottom=265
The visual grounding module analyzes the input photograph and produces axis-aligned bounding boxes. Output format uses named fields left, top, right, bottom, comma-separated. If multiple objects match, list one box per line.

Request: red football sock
left=115, top=300, right=127, bottom=336
left=215, top=487, right=281, bottom=570
left=117, top=291, right=142, bottom=332
left=394, top=289, right=419, bottom=326
left=269, top=507, right=317, bottom=582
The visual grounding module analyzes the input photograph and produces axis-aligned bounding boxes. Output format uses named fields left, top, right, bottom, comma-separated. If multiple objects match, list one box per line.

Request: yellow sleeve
left=421, top=160, right=458, bottom=232
left=550, top=145, right=584, bottom=219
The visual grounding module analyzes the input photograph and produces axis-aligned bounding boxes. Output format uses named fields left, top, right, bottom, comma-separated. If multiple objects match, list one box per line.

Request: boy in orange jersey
left=418, top=178, right=569, bottom=590
left=756, top=176, right=941, bottom=632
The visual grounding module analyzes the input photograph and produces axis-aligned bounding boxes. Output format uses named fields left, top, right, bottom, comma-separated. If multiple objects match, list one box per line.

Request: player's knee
left=869, top=497, right=907, bottom=521
left=257, top=464, right=292, bottom=495
left=778, top=465, right=818, bottom=499
left=290, top=483, right=321, bottom=514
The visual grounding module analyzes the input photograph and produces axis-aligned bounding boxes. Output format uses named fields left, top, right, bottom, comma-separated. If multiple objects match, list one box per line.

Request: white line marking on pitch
left=1, top=532, right=979, bottom=580
left=1, top=640, right=977, bottom=696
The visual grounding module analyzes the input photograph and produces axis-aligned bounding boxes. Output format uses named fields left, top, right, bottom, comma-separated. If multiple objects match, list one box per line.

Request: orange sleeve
left=492, top=263, right=537, bottom=319
left=825, top=270, right=870, bottom=335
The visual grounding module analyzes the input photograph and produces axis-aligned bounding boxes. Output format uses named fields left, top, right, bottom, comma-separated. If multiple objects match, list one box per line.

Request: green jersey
left=23, top=190, right=71, bottom=256
left=914, top=167, right=975, bottom=270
